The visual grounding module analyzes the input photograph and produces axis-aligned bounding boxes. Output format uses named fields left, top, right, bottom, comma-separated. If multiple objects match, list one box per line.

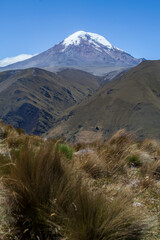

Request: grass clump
left=126, top=155, right=142, bottom=167
left=2, top=138, right=148, bottom=240
left=78, top=154, right=107, bottom=179
left=4, top=141, right=66, bottom=239
left=0, top=122, right=158, bottom=239
left=94, top=130, right=135, bottom=180
left=57, top=143, right=75, bottom=159
left=64, top=186, right=146, bottom=240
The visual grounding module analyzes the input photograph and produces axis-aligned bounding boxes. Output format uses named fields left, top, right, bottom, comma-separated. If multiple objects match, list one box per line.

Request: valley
left=0, top=68, right=100, bottom=134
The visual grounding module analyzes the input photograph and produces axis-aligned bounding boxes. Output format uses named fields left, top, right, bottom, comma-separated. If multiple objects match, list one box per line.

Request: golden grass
left=0, top=123, right=159, bottom=239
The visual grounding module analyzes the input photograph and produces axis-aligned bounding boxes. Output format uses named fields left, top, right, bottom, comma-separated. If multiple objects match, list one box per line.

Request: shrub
left=57, top=143, right=75, bottom=159
left=126, top=155, right=142, bottom=167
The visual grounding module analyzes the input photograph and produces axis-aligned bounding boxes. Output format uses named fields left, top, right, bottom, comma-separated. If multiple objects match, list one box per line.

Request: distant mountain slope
left=0, top=68, right=100, bottom=134
left=46, top=60, right=160, bottom=142
left=0, top=31, right=143, bottom=74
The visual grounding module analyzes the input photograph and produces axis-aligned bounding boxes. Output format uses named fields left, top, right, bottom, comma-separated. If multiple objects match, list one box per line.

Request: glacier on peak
left=0, top=31, right=141, bottom=72
left=62, top=31, right=115, bottom=50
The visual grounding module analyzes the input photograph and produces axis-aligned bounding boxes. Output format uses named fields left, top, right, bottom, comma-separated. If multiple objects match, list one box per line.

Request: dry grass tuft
left=64, top=185, right=147, bottom=240
left=3, top=141, right=67, bottom=239
left=140, top=139, right=159, bottom=156
left=0, top=123, right=157, bottom=239
left=77, top=153, right=107, bottom=179
left=107, top=129, right=134, bottom=147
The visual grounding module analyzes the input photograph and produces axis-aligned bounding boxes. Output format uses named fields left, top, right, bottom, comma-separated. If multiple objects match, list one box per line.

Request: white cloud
left=0, top=54, right=37, bottom=67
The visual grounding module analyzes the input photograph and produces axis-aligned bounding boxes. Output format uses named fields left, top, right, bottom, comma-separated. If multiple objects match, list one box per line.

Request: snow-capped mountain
left=62, top=31, right=113, bottom=51
left=0, top=31, right=143, bottom=73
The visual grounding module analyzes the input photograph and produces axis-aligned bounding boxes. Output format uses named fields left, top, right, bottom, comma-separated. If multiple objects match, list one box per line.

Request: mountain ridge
left=45, top=60, right=160, bottom=142
left=0, top=31, right=144, bottom=74
left=0, top=67, right=101, bottom=134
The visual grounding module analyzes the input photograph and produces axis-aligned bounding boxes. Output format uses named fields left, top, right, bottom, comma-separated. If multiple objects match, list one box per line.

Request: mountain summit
left=61, top=31, right=114, bottom=51
left=0, top=31, right=143, bottom=74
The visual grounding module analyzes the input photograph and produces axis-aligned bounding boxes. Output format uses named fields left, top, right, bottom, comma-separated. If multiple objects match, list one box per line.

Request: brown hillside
left=46, top=60, right=160, bottom=142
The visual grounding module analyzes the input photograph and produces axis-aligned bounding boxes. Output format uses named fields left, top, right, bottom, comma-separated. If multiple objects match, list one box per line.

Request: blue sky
left=1, top=0, right=160, bottom=60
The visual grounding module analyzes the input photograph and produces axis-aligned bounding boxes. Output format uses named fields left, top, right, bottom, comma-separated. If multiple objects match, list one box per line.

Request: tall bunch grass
left=2, top=135, right=148, bottom=240
left=4, top=140, right=66, bottom=239
left=63, top=185, right=146, bottom=240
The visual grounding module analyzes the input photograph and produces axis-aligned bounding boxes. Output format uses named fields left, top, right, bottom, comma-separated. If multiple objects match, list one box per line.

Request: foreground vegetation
left=0, top=121, right=160, bottom=239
